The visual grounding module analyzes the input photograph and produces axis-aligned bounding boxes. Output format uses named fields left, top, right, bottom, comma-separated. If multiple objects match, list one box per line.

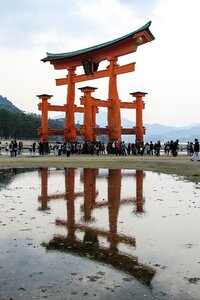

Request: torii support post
left=135, top=170, right=145, bottom=213
left=92, top=105, right=99, bottom=141
left=83, top=169, right=97, bottom=221
left=130, top=92, right=147, bottom=144
left=79, top=86, right=97, bottom=141
left=108, top=169, right=121, bottom=252
left=38, top=168, right=49, bottom=210
left=37, top=94, right=53, bottom=141
left=108, top=57, right=121, bottom=142
left=64, top=168, right=76, bottom=239
left=65, top=67, right=77, bottom=141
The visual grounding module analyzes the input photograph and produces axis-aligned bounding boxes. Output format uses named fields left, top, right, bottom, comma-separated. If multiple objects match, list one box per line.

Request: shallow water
left=0, top=168, right=200, bottom=300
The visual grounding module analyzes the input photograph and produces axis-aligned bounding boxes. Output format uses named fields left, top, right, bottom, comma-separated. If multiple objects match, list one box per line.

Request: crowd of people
left=0, top=139, right=24, bottom=157
left=0, top=138, right=199, bottom=160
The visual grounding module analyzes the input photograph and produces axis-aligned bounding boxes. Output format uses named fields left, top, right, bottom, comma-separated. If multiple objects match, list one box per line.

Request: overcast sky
left=0, top=0, right=199, bottom=126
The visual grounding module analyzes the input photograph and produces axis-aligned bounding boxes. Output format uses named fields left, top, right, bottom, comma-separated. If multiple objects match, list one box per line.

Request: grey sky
left=0, top=0, right=199, bottom=126
left=0, top=0, right=157, bottom=49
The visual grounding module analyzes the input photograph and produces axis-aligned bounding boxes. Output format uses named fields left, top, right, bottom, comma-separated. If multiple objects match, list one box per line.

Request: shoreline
left=0, top=154, right=199, bottom=182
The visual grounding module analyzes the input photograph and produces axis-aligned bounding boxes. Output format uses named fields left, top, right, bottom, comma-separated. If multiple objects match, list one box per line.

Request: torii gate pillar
left=65, top=67, right=77, bottom=141
left=130, top=92, right=147, bottom=144
left=79, top=86, right=98, bottom=141
left=37, top=94, right=53, bottom=141
left=108, top=57, right=121, bottom=142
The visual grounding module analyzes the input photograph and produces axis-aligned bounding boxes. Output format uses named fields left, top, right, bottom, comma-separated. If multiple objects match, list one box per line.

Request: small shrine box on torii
left=38, top=21, right=155, bottom=143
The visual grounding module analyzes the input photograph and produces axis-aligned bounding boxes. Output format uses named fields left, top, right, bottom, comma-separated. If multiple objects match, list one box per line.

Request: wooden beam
left=56, top=62, right=135, bottom=86
left=80, top=98, right=110, bottom=108
left=114, top=62, right=135, bottom=75
left=75, top=107, right=84, bottom=113
left=120, top=102, right=137, bottom=109
left=92, top=99, right=110, bottom=107
left=38, top=104, right=84, bottom=113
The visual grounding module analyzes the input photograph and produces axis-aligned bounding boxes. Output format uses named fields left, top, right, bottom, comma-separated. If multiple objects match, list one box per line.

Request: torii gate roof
left=42, top=21, right=155, bottom=69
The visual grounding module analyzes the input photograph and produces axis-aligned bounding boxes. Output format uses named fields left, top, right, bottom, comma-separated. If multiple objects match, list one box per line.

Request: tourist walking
left=191, top=138, right=200, bottom=161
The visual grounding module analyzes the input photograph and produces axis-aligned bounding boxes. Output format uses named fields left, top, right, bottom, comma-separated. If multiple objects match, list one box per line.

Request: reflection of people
left=191, top=138, right=200, bottom=161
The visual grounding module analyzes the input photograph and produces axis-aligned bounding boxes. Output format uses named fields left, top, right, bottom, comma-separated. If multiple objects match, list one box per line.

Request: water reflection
left=39, top=168, right=155, bottom=286
left=0, top=168, right=34, bottom=187
left=1, top=167, right=200, bottom=299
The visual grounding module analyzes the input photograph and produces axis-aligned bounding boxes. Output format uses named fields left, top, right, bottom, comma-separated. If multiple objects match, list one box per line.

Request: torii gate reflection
left=39, top=168, right=155, bottom=285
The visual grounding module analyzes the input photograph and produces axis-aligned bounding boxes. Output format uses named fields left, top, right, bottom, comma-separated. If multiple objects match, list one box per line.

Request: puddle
left=0, top=168, right=200, bottom=299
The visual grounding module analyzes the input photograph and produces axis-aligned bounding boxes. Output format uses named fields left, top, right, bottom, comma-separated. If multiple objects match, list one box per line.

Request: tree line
left=0, top=108, right=64, bottom=139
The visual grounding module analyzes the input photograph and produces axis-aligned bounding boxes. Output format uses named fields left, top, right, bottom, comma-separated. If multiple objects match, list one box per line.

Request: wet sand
left=0, top=154, right=199, bottom=182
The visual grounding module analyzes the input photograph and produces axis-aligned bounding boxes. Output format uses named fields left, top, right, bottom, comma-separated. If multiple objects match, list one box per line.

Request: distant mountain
left=0, top=95, right=21, bottom=112
left=144, top=123, right=200, bottom=143
left=54, top=110, right=200, bottom=142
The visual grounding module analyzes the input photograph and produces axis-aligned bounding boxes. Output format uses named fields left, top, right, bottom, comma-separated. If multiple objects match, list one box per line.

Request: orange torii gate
left=39, top=21, right=155, bottom=142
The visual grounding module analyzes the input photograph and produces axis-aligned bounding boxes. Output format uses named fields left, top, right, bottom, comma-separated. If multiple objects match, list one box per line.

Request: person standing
left=38, top=141, right=44, bottom=155
left=5, top=142, right=9, bottom=155
left=32, top=142, right=36, bottom=155
left=9, top=140, right=14, bottom=157
left=149, top=141, right=154, bottom=155
left=66, top=142, right=72, bottom=157
left=191, top=138, right=200, bottom=161
left=155, top=140, right=161, bottom=157
left=18, top=141, right=23, bottom=155
left=120, top=141, right=127, bottom=156
left=13, top=140, right=18, bottom=157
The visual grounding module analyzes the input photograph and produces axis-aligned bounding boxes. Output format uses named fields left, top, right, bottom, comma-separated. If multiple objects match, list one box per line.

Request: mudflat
left=0, top=154, right=199, bottom=182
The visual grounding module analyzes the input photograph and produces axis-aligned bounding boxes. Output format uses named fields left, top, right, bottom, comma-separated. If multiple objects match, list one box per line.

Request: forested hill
left=0, top=95, right=21, bottom=112
left=0, top=95, right=64, bottom=139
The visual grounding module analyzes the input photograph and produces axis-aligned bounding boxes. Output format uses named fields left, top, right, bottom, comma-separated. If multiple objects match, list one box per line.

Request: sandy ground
left=0, top=153, right=199, bottom=182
